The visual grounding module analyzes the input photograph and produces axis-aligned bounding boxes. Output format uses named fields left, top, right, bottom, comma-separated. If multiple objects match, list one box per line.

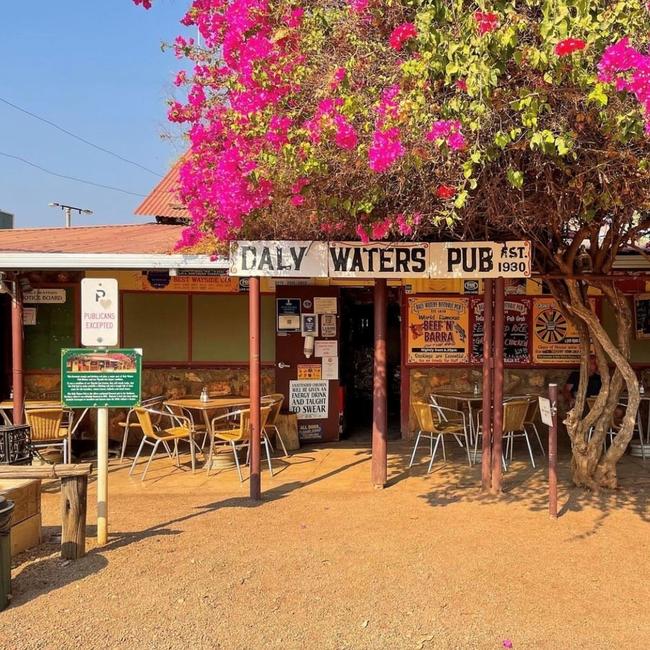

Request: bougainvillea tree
left=135, top=0, right=650, bottom=489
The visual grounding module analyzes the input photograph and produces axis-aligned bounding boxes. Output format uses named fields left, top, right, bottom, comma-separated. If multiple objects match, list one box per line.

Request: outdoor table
left=0, top=400, right=89, bottom=437
left=163, top=397, right=252, bottom=437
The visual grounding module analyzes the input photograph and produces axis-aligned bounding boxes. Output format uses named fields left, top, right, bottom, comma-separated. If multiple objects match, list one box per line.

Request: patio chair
left=25, top=407, right=73, bottom=463
left=586, top=398, right=635, bottom=452
left=166, top=402, right=209, bottom=449
left=523, top=397, right=545, bottom=456
left=128, top=407, right=199, bottom=481
left=207, top=406, right=272, bottom=481
left=118, top=395, right=166, bottom=463
left=430, top=393, right=471, bottom=444
left=409, top=402, right=472, bottom=472
left=502, top=399, right=535, bottom=468
left=472, top=409, right=508, bottom=471
left=261, top=393, right=288, bottom=457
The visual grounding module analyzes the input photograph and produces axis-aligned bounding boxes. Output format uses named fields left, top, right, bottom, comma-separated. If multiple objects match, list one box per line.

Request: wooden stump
left=60, top=475, right=88, bottom=560
left=276, top=414, right=300, bottom=451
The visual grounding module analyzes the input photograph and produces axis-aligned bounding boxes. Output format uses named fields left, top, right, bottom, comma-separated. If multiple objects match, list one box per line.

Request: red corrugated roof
left=134, top=159, right=189, bottom=219
left=0, top=223, right=184, bottom=254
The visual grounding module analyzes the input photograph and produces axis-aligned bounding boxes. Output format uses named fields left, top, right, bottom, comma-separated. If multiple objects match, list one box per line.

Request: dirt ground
left=3, top=441, right=650, bottom=650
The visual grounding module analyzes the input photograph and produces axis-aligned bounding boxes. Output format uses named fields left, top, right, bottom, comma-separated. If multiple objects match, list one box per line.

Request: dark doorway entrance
left=339, top=287, right=401, bottom=440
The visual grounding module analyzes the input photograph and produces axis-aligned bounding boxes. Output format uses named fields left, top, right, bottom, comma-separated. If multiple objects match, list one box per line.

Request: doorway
left=339, top=287, right=402, bottom=440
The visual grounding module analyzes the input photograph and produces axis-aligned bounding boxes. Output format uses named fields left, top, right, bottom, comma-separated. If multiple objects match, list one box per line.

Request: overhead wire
left=0, top=96, right=163, bottom=178
left=0, top=151, right=147, bottom=197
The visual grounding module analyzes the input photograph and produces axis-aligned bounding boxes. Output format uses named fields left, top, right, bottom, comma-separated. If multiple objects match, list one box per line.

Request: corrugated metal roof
left=134, top=159, right=189, bottom=219
left=0, top=223, right=185, bottom=254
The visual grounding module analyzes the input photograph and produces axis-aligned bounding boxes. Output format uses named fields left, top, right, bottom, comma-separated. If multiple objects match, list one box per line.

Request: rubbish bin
left=0, top=495, right=15, bottom=611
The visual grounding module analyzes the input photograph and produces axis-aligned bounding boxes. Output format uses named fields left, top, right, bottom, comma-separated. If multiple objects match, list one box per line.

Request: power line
left=0, top=96, right=163, bottom=178
left=0, top=151, right=147, bottom=197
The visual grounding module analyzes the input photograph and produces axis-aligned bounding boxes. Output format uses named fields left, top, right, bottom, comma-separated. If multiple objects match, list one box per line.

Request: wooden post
left=548, top=383, right=558, bottom=519
left=481, top=279, right=494, bottom=491
left=11, top=280, right=24, bottom=425
left=96, top=407, right=109, bottom=546
left=372, top=279, right=388, bottom=488
left=61, top=474, right=88, bottom=559
left=249, top=277, right=261, bottom=501
left=491, top=277, right=505, bottom=495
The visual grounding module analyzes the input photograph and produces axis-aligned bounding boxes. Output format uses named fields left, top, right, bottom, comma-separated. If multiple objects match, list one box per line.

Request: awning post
left=481, top=279, right=494, bottom=491
left=249, top=277, right=261, bottom=500
left=11, top=278, right=24, bottom=425
left=372, top=279, right=388, bottom=488
left=491, top=277, right=505, bottom=494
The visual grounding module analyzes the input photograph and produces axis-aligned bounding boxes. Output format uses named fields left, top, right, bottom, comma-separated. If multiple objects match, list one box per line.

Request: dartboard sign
left=534, top=308, right=568, bottom=343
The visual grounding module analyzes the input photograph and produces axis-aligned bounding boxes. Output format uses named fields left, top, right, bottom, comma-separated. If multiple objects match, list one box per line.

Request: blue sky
left=0, top=1, right=188, bottom=228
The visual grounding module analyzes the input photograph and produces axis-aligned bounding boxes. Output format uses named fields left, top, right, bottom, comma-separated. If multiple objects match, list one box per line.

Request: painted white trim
left=0, top=252, right=229, bottom=270
left=612, top=254, right=650, bottom=270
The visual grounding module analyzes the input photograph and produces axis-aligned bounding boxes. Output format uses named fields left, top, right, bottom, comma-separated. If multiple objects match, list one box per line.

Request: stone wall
left=408, top=366, right=572, bottom=437
left=25, top=367, right=275, bottom=441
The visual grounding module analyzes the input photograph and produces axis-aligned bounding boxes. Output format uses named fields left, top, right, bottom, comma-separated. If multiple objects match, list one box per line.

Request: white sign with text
left=81, top=278, right=119, bottom=347
left=289, top=380, right=329, bottom=420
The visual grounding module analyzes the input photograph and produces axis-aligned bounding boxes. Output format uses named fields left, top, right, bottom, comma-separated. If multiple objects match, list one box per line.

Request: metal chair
left=502, top=399, right=535, bottom=468
left=523, top=397, right=545, bottom=456
left=128, top=407, right=199, bottom=480
left=207, top=406, right=272, bottom=481
left=166, top=402, right=209, bottom=449
left=25, top=408, right=73, bottom=463
left=472, top=408, right=508, bottom=471
left=119, top=395, right=166, bottom=462
left=262, top=393, right=288, bottom=457
left=430, top=393, right=471, bottom=445
left=409, top=402, right=472, bottom=472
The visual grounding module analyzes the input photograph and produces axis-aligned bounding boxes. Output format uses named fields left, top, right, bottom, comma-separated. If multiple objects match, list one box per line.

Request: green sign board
left=61, top=348, right=142, bottom=408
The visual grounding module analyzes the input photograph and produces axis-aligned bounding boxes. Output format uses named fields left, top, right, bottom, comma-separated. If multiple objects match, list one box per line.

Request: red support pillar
left=249, top=277, right=261, bottom=501
left=11, top=280, right=24, bottom=425
left=491, top=277, right=505, bottom=494
left=481, top=279, right=494, bottom=491
left=372, top=279, right=387, bottom=488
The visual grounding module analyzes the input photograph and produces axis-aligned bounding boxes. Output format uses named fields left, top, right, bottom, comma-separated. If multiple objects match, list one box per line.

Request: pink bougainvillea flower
left=290, top=194, right=305, bottom=206
left=334, top=115, right=358, bottom=149
left=356, top=224, right=370, bottom=243
left=389, top=23, right=417, bottom=51
left=426, top=120, right=466, bottom=150
left=436, top=184, right=456, bottom=199
left=348, top=0, right=369, bottom=13
left=368, top=128, right=405, bottom=172
left=555, top=38, right=586, bottom=57
left=286, top=8, right=304, bottom=28
left=371, top=217, right=392, bottom=240
left=133, top=0, right=152, bottom=8
left=330, top=67, right=347, bottom=90
left=455, top=78, right=468, bottom=92
left=474, top=11, right=499, bottom=35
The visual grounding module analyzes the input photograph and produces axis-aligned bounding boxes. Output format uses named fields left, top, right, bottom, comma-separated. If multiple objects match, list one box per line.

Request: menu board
left=532, top=297, right=582, bottom=364
left=471, top=298, right=530, bottom=364
left=407, top=297, right=469, bottom=364
left=635, top=294, right=650, bottom=340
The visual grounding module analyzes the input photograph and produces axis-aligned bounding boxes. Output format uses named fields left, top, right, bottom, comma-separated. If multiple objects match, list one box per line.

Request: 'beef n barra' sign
left=230, top=241, right=530, bottom=278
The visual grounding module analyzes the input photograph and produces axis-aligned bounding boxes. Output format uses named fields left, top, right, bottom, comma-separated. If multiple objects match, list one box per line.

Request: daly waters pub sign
left=230, top=240, right=531, bottom=279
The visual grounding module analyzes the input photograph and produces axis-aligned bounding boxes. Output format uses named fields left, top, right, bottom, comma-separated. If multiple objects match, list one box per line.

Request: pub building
left=1, top=168, right=650, bottom=496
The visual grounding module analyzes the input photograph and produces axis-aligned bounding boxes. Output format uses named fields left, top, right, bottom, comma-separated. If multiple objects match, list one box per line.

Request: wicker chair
left=25, top=408, right=73, bottom=463
left=261, top=393, right=288, bottom=457
left=119, top=395, right=166, bottom=462
left=207, top=406, right=272, bottom=481
left=409, top=401, right=472, bottom=472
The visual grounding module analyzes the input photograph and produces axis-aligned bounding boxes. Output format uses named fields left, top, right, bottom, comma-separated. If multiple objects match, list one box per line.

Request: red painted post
left=249, top=277, right=261, bottom=501
left=372, top=279, right=387, bottom=488
left=491, top=277, right=505, bottom=495
left=11, top=279, right=24, bottom=425
left=481, top=279, right=494, bottom=491
left=548, top=383, right=558, bottom=519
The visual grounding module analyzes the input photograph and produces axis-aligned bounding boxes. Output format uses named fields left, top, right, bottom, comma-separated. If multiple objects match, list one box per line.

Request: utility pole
left=48, top=202, right=93, bottom=228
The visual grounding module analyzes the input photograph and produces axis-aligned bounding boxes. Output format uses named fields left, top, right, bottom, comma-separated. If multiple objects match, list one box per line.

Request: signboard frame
left=61, top=348, right=142, bottom=408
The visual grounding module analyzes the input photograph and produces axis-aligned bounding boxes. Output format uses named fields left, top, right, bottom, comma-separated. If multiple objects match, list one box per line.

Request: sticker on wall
left=297, top=364, right=322, bottom=380
left=321, top=314, right=336, bottom=338
left=321, top=356, right=339, bottom=380
left=303, top=299, right=313, bottom=309
left=23, top=307, right=37, bottom=325
left=276, top=298, right=301, bottom=332
left=314, top=340, right=337, bottom=357
left=289, top=380, right=329, bottom=420
left=313, top=297, right=338, bottom=314
left=301, top=313, right=319, bottom=337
